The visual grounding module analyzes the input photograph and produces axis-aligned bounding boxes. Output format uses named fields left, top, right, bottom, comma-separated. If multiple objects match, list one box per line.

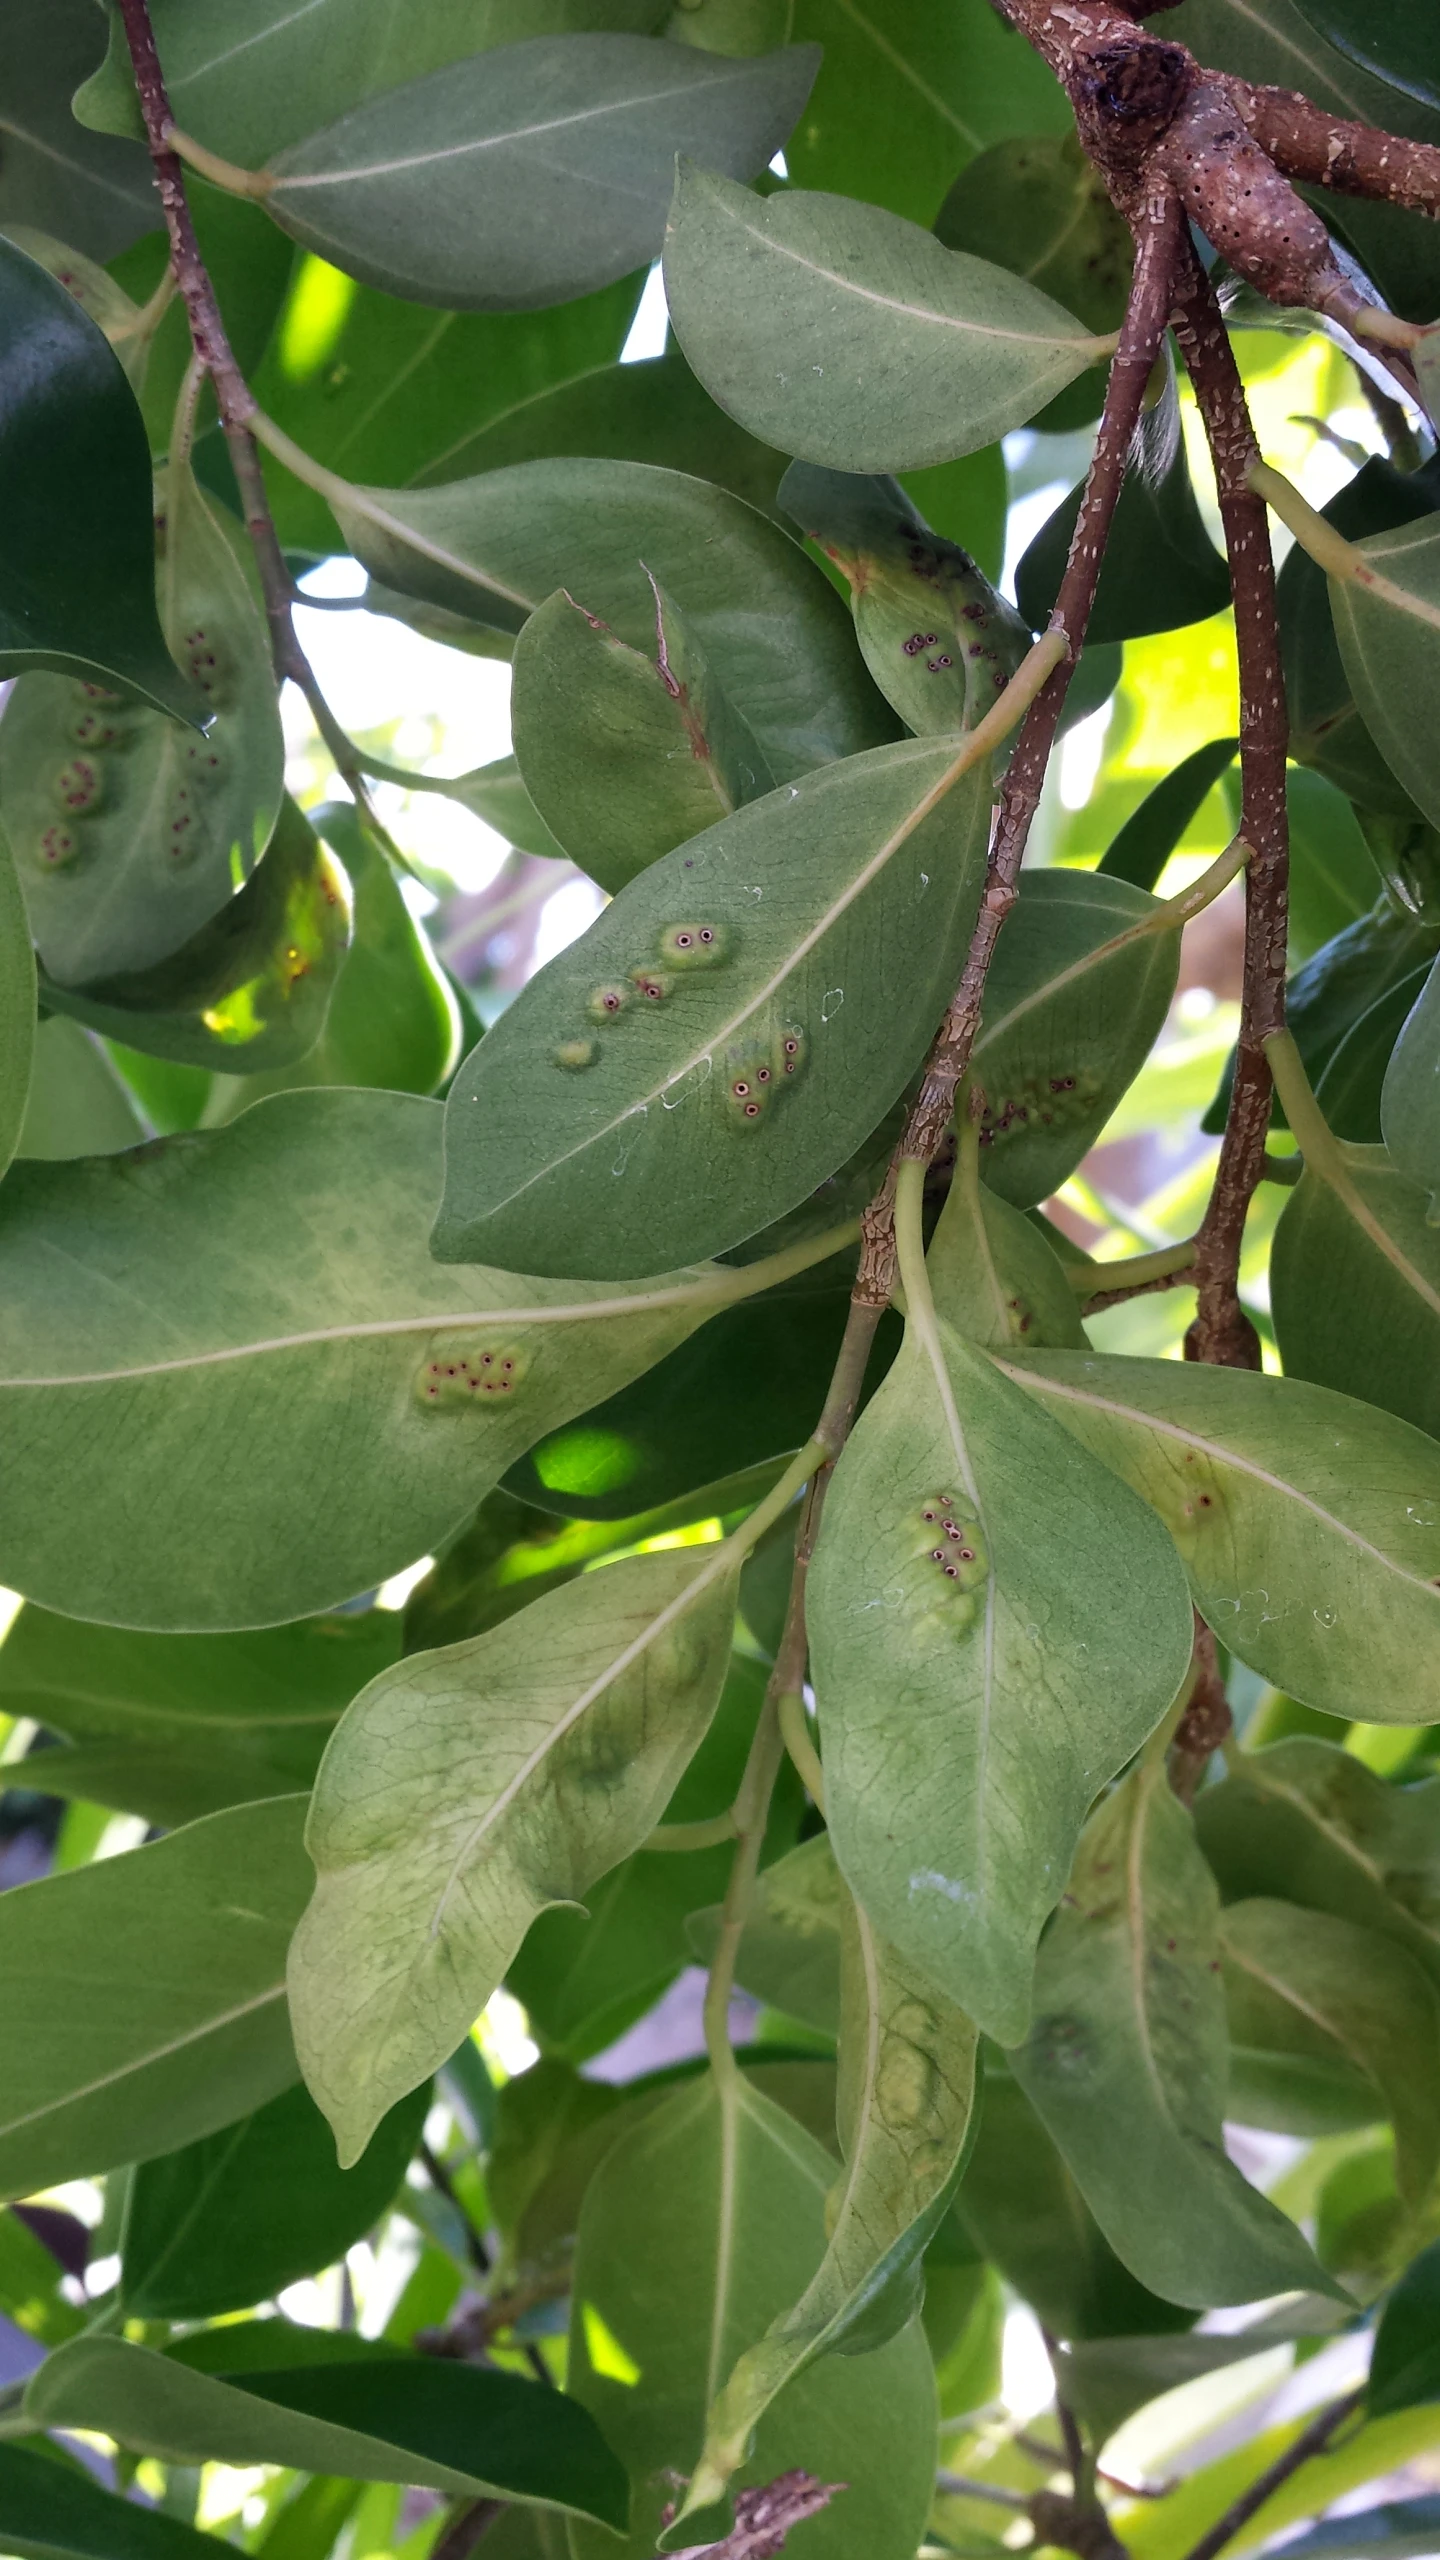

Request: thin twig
left=1177, top=2387, right=1366, bottom=2560
left=419, top=2140, right=555, bottom=2391
left=430, top=2500, right=504, bottom=2560
left=935, top=2473, right=1031, bottom=2510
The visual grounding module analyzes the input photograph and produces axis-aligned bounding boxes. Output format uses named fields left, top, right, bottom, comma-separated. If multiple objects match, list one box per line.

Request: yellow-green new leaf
left=688, top=1888, right=977, bottom=2514
left=1001, top=1352, right=1440, bottom=1721
left=290, top=1546, right=740, bottom=2163
left=1011, top=1762, right=1337, bottom=2308
left=1271, top=1148, right=1440, bottom=1445
left=663, top=167, right=1106, bottom=472
left=810, top=1319, right=1192, bottom=2044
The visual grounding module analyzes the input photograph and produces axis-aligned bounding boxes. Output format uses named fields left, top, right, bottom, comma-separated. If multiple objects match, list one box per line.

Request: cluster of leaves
left=2, top=1, right=1440, bottom=2557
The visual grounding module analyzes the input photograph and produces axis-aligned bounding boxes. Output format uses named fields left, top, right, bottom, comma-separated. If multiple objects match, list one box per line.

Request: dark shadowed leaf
left=1016, top=403, right=1230, bottom=644
left=1099, top=738, right=1239, bottom=889
left=1291, top=2, right=1440, bottom=116
left=0, top=2441, right=221, bottom=2560
left=0, top=824, right=35, bottom=1180
left=1369, top=2240, right=1440, bottom=2416
left=0, top=0, right=154, bottom=261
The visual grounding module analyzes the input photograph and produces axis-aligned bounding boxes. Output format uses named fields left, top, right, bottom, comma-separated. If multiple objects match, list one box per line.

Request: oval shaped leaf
left=663, top=167, right=1104, bottom=472
left=2, top=456, right=285, bottom=986
left=934, top=130, right=1132, bottom=432
left=0, top=822, right=36, bottom=1180
left=0, top=1088, right=765, bottom=1628
left=1370, top=2239, right=1440, bottom=2418
left=1383, top=952, right=1440, bottom=1214
left=1333, top=518, right=1440, bottom=832
left=1271, top=1149, right=1440, bottom=1445
left=811, top=1319, right=1193, bottom=2044
left=436, top=736, right=993, bottom=1279
left=1010, top=1760, right=1335, bottom=2308
left=265, top=37, right=819, bottom=310
left=290, top=1544, right=740, bottom=2163
left=1000, top=1351, right=1440, bottom=1720
left=0, top=1796, right=311, bottom=2200
left=26, top=2329, right=627, bottom=2530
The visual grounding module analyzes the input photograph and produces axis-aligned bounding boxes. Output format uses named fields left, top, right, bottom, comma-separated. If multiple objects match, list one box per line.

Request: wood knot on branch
left=1073, top=35, right=1191, bottom=168
left=1028, top=2489, right=1129, bottom=2560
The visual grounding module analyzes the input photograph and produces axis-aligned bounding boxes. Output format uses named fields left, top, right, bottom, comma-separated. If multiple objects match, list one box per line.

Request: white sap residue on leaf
left=661, top=1056, right=713, bottom=1112
left=909, top=1868, right=974, bottom=1909
left=1313, top=1606, right=1337, bottom=1629
left=612, top=1105, right=647, bottom=1175
left=821, top=987, right=844, bottom=1022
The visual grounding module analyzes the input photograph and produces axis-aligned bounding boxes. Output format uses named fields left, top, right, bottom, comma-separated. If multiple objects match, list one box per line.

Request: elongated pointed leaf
left=1196, top=1740, right=1440, bottom=1992
left=512, top=582, right=775, bottom=893
left=778, top=464, right=1029, bottom=737
left=1220, top=1899, right=1440, bottom=2207
left=811, top=1319, right=1192, bottom=2043
left=0, top=1797, right=311, bottom=2200
left=690, top=1892, right=977, bottom=2510
left=663, top=167, right=1105, bottom=472
left=0, top=1088, right=769, bottom=1629
left=568, top=2075, right=937, bottom=2559
left=688, top=1833, right=845, bottom=2036
left=1000, top=1351, right=1440, bottom=1720
left=1011, top=1761, right=1334, bottom=2308
left=291, top=1545, right=740, bottom=2162
left=264, top=38, right=819, bottom=311
left=970, top=870, right=1181, bottom=1207
left=0, top=823, right=35, bottom=1180
left=1333, top=519, right=1440, bottom=833
left=926, top=1151, right=1087, bottom=1351
left=0, top=238, right=199, bottom=720
left=1370, top=2240, right=1440, bottom=2418
left=332, top=457, right=893, bottom=773
left=0, top=2442, right=220, bottom=2560
left=1099, top=739, right=1238, bottom=888
left=438, top=738, right=992, bottom=1278
left=3, top=455, right=284, bottom=986
left=1383, top=954, right=1440, bottom=1215
left=26, top=2330, right=627, bottom=2531
left=1271, top=1150, right=1440, bottom=1445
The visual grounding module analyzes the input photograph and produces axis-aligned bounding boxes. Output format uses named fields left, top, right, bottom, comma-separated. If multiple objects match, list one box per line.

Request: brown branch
left=1168, top=1613, right=1233, bottom=1806
left=664, top=2471, right=845, bottom=2558
left=1171, top=248, right=1288, bottom=1370
left=1178, top=2387, right=1366, bottom=2560
left=431, top=2502, right=504, bottom=2560
left=1232, top=79, right=1440, bottom=218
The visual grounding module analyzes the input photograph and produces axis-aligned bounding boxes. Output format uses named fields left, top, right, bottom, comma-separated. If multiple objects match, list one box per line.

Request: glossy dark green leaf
left=1383, top=953, right=1440, bottom=1214
left=934, top=130, right=1132, bottom=432
left=1271, top=1148, right=1440, bottom=1445
left=1288, top=766, right=1385, bottom=960
left=1291, top=2, right=1440, bottom=115
left=971, top=870, right=1181, bottom=1206
left=1310, top=964, right=1434, bottom=1145
left=664, top=167, right=1107, bottom=473
left=27, top=2328, right=628, bottom=2530
left=39, top=797, right=352, bottom=1074
left=1016, top=404, right=1230, bottom=645
left=0, top=238, right=201, bottom=721
left=3, top=455, right=285, bottom=986
left=0, top=823, right=36, bottom=1179
left=779, top=463, right=1029, bottom=737
left=121, top=2079, right=429, bottom=2319
left=1369, top=2240, right=1440, bottom=2417
left=1264, top=900, right=1440, bottom=1143
left=435, top=737, right=993, bottom=1279
left=512, top=580, right=775, bottom=893
left=1099, top=738, right=1239, bottom=890
left=0, top=1796, right=311, bottom=2199
left=0, top=1600, right=398, bottom=1828
left=0, top=2441, right=220, bottom=2560
left=568, top=2076, right=936, bottom=2558
left=1170, top=0, right=1440, bottom=139
left=1278, top=457, right=1440, bottom=817
left=264, top=39, right=818, bottom=311
left=1195, top=1739, right=1440, bottom=1993
left=0, top=0, right=154, bottom=261
left=0, top=1089, right=788, bottom=1628
left=1331, top=518, right=1440, bottom=836
left=1012, top=1761, right=1334, bottom=2308
left=1220, top=1899, right=1440, bottom=2207
left=329, top=456, right=895, bottom=769
left=1000, top=1351, right=1440, bottom=1719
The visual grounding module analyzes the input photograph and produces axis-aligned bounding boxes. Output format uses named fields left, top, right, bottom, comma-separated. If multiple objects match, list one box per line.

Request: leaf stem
left=163, top=123, right=273, bottom=200
left=702, top=1695, right=786, bottom=2091
left=1265, top=1032, right=1440, bottom=1316
left=1249, top=459, right=1440, bottom=634
left=779, top=1690, right=826, bottom=1813
left=643, top=1813, right=739, bottom=1854
left=1063, top=1238, right=1199, bottom=1296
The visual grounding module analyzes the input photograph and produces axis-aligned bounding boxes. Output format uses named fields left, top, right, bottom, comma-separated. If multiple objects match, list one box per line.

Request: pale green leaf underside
left=1332, top=520, right=1440, bottom=835
left=0, top=822, right=36, bottom=1180
left=1271, top=1153, right=1440, bottom=1446
left=1383, top=954, right=1440, bottom=1216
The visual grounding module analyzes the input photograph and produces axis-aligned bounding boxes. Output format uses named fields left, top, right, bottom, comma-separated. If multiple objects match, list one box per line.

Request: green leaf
left=0, top=0, right=154, bottom=261
left=1291, top=1, right=1440, bottom=116
left=0, top=237, right=201, bottom=721
left=1288, top=766, right=1384, bottom=960
left=111, top=185, right=298, bottom=458
left=25, top=2329, right=628, bottom=2532
left=926, top=1147, right=1088, bottom=1351
left=487, top=2058, right=632, bottom=2277
left=689, top=1832, right=845, bottom=2036
left=1011, top=1760, right=1335, bottom=2308
left=434, top=737, right=993, bottom=1279
left=121, top=2079, right=429, bottom=2319
left=0, top=2441, right=220, bottom=2560
left=1017, top=405, right=1230, bottom=645
left=77, top=0, right=672, bottom=164
left=0, top=823, right=36, bottom=1180
left=1383, top=954, right=1440, bottom=1215
left=971, top=870, right=1182, bottom=1208
left=0, top=1088, right=772, bottom=1628
left=0, top=1796, right=311, bottom=2200
left=1098, top=737, right=1239, bottom=890
left=1370, top=2240, right=1440, bottom=2417
left=290, top=1544, right=740, bottom=2163
left=3, top=226, right=152, bottom=389
left=811, top=1317, right=1192, bottom=2044
left=1332, top=518, right=1440, bottom=835
left=1057, top=2313, right=1342, bottom=2444
left=0, top=1599, right=398, bottom=1828
left=14, top=1017, right=147, bottom=1161
left=1272, top=899, right=1440, bottom=1143
left=328, top=456, right=894, bottom=768
left=1277, top=457, right=1440, bottom=819
left=1220, top=1899, right=1440, bottom=2208
left=779, top=463, right=1030, bottom=737
left=1271, top=1148, right=1440, bottom=1445
left=511, top=579, right=776, bottom=893
left=568, top=2075, right=937, bottom=2559
left=264, top=39, right=819, bottom=311
left=689, top=1896, right=977, bottom=2510
left=1195, top=1738, right=1440, bottom=1995
left=2, top=454, right=285, bottom=986
left=663, top=167, right=1106, bottom=473
left=1001, top=1351, right=1440, bottom=1721
left=441, top=755, right=569, bottom=863
left=934, top=130, right=1132, bottom=432
left=1170, top=0, right=1440, bottom=137
left=38, top=797, right=352, bottom=1074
